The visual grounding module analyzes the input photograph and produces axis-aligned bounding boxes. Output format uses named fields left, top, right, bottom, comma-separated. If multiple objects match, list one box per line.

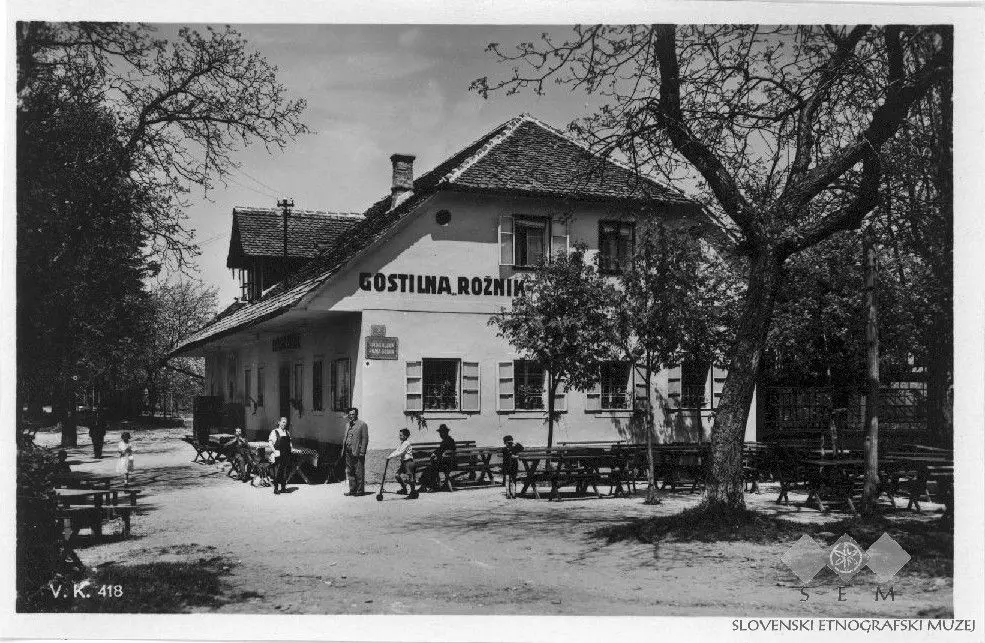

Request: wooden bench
left=56, top=488, right=141, bottom=539
left=408, top=441, right=479, bottom=491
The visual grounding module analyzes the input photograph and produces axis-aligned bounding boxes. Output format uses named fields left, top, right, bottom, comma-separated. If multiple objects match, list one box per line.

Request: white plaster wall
left=202, top=190, right=757, bottom=450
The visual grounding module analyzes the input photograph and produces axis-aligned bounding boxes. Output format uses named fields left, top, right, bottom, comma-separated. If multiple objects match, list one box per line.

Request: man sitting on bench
left=420, top=424, right=456, bottom=492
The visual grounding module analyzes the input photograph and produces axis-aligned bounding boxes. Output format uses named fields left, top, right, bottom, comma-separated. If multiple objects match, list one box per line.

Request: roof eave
left=170, top=302, right=296, bottom=358
left=441, top=183, right=699, bottom=209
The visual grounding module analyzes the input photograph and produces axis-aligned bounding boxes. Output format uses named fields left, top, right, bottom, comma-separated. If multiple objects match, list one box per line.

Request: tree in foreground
left=611, top=220, right=740, bottom=504
left=474, top=24, right=952, bottom=509
left=17, top=23, right=308, bottom=444
left=490, top=248, right=613, bottom=448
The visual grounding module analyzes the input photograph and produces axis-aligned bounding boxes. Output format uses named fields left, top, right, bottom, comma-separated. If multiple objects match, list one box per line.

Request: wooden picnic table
left=55, top=487, right=142, bottom=538
left=800, top=458, right=867, bottom=513
left=245, top=441, right=318, bottom=484
left=516, top=450, right=628, bottom=501
left=652, top=445, right=708, bottom=492
left=883, top=454, right=954, bottom=513
left=52, top=472, right=115, bottom=489
left=55, top=487, right=141, bottom=506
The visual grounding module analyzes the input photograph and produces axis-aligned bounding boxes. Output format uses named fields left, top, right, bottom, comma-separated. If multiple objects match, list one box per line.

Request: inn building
left=174, top=115, right=757, bottom=454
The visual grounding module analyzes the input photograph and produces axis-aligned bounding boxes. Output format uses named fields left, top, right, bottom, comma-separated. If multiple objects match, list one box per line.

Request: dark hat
left=437, top=424, right=450, bottom=433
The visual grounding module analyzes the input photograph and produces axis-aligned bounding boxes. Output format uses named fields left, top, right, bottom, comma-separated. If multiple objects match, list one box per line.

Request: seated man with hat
left=420, top=424, right=456, bottom=492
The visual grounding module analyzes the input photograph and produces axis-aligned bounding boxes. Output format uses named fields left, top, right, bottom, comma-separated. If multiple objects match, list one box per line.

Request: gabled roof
left=226, top=208, right=363, bottom=268
left=174, top=115, right=698, bottom=355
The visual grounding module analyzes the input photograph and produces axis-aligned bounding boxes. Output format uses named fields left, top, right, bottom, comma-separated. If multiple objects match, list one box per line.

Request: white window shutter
left=711, top=365, right=726, bottom=410
left=497, top=361, right=515, bottom=412
left=499, top=215, right=514, bottom=266
left=666, top=364, right=682, bottom=409
left=633, top=364, right=649, bottom=411
left=586, top=377, right=602, bottom=412
left=405, top=361, right=423, bottom=411
left=461, top=361, right=480, bottom=412
left=551, top=217, right=570, bottom=258
left=554, top=377, right=567, bottom=412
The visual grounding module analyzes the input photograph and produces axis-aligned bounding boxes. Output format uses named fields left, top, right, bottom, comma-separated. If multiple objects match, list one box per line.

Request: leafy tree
left=141, top=280, right=218, bottom=417
left=17, top=22, right=308, bottom=444
left=17, top=22, right=309, bottom=266
left=489, top=247, right=613, bottom=447
left=17, top=98, right=155, bottom=445
left=611, top=219, right=740, bottom=503
left=474, top=25, right=952, bottom=509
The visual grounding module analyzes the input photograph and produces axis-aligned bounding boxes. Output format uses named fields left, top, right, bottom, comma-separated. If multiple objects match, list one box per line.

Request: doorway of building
left=279, top=364, right=291, bottom=425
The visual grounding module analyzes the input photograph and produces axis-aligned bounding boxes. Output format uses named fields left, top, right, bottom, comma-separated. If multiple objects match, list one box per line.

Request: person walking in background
left=89, top=410, right=107, bottom=459
left=342, top=407, right=369, bottom=496
left=268, top=417, right=292, bottom=495
left=116, top=431, right=134, bottom=486
left=501, top=434, right=524, bottom=499
left=388, top=428, right=418, bottom=500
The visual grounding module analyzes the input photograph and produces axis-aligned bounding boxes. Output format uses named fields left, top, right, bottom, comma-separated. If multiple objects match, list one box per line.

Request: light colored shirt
left=387, top=439, right=413, bottom=461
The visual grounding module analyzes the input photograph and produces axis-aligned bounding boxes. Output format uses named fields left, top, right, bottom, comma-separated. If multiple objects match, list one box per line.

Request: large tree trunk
left=861, top=230, right=881, bottom=515
left=704, top=249, right=784, bottom=510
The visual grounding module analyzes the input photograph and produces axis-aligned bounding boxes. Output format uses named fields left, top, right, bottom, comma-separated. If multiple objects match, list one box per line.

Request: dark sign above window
left=366, top=336, right=399, bottom=360
left=272, top=334, right=300, bottom=352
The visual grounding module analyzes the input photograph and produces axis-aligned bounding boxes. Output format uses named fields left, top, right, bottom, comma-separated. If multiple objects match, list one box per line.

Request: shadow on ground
left=589, top=505, right=953, bottom=578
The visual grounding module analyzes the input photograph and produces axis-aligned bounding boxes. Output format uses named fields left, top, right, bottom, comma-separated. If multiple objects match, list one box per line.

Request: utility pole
left=278, top=198, right=294, bottom=261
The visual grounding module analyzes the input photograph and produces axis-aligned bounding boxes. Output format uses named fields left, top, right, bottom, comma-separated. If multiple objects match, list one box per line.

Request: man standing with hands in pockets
left=342, top=407, right=369, bottom=496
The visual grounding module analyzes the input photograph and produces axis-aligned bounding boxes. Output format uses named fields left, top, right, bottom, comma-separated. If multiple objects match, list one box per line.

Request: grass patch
left=74, top=557, right=229, bottom=613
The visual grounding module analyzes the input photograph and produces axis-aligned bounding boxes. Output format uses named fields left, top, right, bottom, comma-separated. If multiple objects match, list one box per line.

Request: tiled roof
left=227, top=208, right=363, bottom=267
left=444, top=117, right=692, bottom=203
left=174, top=115, right=697, bottom=355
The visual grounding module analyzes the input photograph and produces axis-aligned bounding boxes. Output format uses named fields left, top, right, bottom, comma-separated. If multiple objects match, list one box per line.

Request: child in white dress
left=116, top=431, right=134, bottom=485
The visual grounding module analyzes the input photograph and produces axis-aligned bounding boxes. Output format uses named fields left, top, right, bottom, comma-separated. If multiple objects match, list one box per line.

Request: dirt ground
left=37, top=425, right=953, bottom=616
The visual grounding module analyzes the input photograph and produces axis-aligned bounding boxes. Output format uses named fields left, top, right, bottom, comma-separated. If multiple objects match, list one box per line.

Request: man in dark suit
left=342, top=407, right=369, bottom=496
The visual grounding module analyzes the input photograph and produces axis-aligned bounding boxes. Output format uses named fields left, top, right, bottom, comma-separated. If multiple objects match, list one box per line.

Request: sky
left=171, top=24, right=597, bottom=305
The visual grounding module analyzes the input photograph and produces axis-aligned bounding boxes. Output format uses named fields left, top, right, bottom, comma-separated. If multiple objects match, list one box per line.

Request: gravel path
left=36, top=425, right=952, bottom=616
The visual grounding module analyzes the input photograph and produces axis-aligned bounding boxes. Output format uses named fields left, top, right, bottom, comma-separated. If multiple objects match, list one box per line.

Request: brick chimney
left=390, top=154, right=415, bottom=199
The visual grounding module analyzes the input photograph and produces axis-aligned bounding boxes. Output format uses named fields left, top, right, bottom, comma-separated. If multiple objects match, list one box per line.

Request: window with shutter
left=681, top=360, right=711, bottom=408
left=497, top=361, right=515, bottom=412
left=498, top=215, right=514, bottom=266
left=514, top=218, right=547, bottom=267
left=405, top=361, right=423, bottom=411
left=598, top=361, right=632, bottom=410
left=461, top=361, right=480, bottom=412
left=515, top=360, right=546, bottom=409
